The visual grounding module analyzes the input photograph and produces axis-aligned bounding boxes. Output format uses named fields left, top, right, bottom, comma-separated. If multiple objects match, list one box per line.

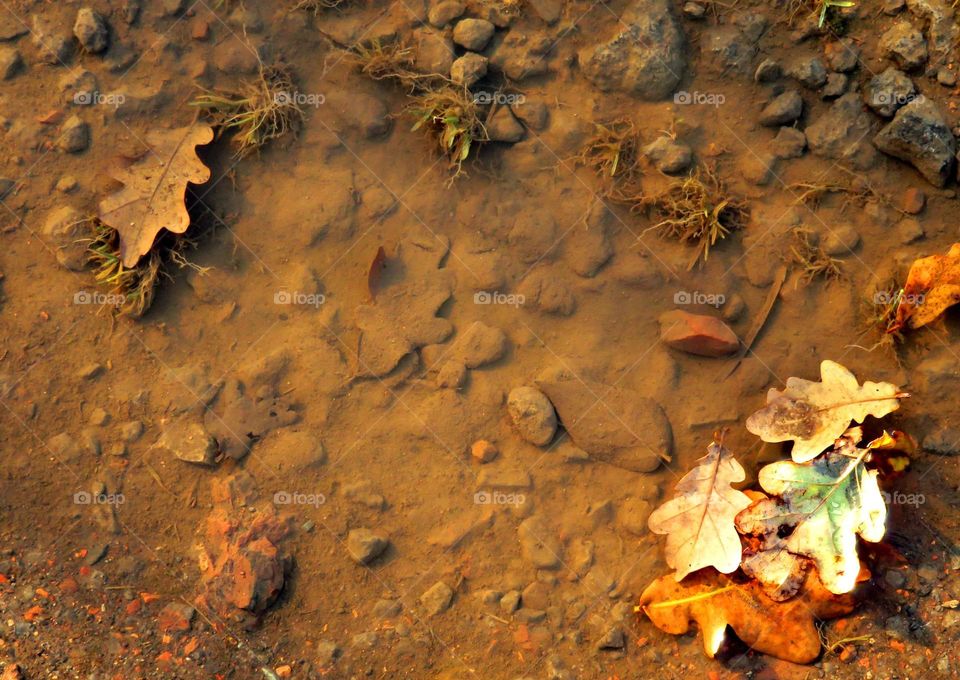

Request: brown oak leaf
left=98, top=124, right=214, bottom=267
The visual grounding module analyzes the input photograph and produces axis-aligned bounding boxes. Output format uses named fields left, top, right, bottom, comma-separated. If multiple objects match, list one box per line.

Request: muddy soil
left=0, top=0, right=959, bottom=678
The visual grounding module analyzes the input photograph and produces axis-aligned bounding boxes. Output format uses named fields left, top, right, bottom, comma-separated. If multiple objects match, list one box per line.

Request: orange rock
left=470, top=440, right=498, bottom=463
left=902, top=187, right=926, bottom=214
left=158, top=603, right=195, bottom=633
left=658, top=310, right=740, bottom=357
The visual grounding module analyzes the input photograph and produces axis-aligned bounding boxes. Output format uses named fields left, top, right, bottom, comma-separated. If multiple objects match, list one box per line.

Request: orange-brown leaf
left=638, top=569, right=854, bottom=664
left=894, top=243, right=960, bottom=330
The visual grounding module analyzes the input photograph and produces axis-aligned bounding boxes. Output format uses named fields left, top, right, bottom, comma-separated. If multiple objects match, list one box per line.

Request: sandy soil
left=0, top=0, right=959, bottom=678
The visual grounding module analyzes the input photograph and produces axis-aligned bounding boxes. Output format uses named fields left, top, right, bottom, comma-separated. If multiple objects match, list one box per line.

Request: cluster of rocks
left=418, top=0, right=552, bottom=143
left=745, top=10, right=958, bottom=187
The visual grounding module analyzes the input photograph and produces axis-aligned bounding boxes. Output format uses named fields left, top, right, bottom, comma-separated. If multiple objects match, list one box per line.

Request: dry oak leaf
left=638, top=568, right=854, bottom=664
left=745, top=360, right=904, bottom=463
left=98, top=124, right=214, bottom=267
left=647, top=440, right=751, bottom=581
left=893, top=243, right=960, bottom=331
left=735, top=430, right=887, bottom=595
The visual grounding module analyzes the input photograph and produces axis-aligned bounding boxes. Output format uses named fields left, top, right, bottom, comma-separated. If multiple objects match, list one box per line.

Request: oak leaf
left=893, top=243, right=960, bottom=331
left=735, top=430, right=887, bottom=595
left=638, top=568, right=854, bottom=663
left=647, top=440, right=751, bottom=581
left=745, top=360, right=904, bottom=463
left=98, top=124, right=214, bottom=267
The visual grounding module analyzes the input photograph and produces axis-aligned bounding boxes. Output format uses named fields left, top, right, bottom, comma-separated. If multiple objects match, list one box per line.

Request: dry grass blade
left=575, top=118, right=643, bottom=200
left=643, top=165, right=748, bottom=269
left=789, top=228, right=842, bottom=283
left=350, top=39, right=423, bottom=89
left=191, top=64, right=305, bottom=158
left=787, top=179, right=873, bottom=211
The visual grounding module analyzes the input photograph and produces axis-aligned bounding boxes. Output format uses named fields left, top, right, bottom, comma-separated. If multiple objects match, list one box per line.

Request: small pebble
left=902, top=187, right=926, bottom=214
left=471, top=439, right=498, bottom=463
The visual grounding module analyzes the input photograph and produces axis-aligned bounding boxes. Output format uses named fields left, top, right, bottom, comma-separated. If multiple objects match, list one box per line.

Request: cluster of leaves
left=642, top=360, right=909, bottom=663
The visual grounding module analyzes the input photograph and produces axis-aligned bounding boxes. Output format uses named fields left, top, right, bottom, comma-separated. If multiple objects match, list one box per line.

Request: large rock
left=759, top=90, right=803, bottom=126
left=537, top=380, right=672, bottom=472
left=805, top=93, right=876, bottom=169
left=658, top=310, right=739, bottom=357
left=580, top=0, right=686, bottom=100
left=880, top=20, right=928, bottom=70
left=905, top=0, right=957, bottom=69
left=873, top=98, right=956, bottom=187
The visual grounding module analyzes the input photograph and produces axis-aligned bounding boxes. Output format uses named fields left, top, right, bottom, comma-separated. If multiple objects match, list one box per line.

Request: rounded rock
left=507, top=386, right=557, bottom=446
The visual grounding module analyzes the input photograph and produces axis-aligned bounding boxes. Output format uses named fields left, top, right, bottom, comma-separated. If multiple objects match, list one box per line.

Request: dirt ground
left=1, top=0, right=960, bottom=678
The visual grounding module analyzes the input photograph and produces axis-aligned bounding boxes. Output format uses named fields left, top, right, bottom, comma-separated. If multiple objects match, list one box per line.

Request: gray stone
left=487, top=106, right=525, bottom=143
left=451, top=53, right=487, bottom=87
left=787, top=57, right=827, bottom=88
left=880, top=21, right=928, bottom=70
left=806, top=93, right=876, bottom=169
left=825, top=38, right=860, bottom=72
left=346, top=528, right=389, bottom=565
left=822, top=72, right=848, bottom=98
left=157, top=419, right=217, bottom=465
left=32, top=16, right=73, bottom=65
left=864, top=67, right=916, bottom=117
left=500, top=589, right=521, bottom=612
left=428, top=0, right=465, bottom=27
left=507, top=386, right=557, bottom=445
left=580, top=0, right=686, bottom=100
left=420, top=581, right=454, bottom=616
left=821, top=225, right=860, bottom=256
left=643, top=136, right=692, bottom=173
left=759, top=90, right=803, bottom=126
left=754, top=58, right=781, bottom=82
left=74, top=8, right=109, bottom=54
left=702, top=13, right=767, bottom=75
left=453, top=18, right=495, bottom=51
left=874, top=97, right=956, bottom=187
left=414, top=28, right=454, bottom=75
left=58, top=115, right=90, bottom=153
left=771, top=126, right=806, bottom=159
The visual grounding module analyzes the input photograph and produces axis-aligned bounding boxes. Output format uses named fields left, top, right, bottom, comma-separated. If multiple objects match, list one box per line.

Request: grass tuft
left=789, top=228, right=842, bottom=283
left=575, top=118, right=643, bottom=200
left=642, top=165, right=749, bottom=269
left=191, top=63, right=305, bottom=158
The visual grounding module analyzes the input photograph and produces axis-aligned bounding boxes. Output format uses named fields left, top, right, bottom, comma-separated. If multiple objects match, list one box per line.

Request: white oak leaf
left=647, top=440, right=751, bottom=581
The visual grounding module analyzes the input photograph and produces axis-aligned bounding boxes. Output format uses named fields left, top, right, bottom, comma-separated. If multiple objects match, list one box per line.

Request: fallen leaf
left=739, top=529, right=809, bottom=602
left=98, top=124, right=214, bottom=267
left=745, top=360, right=905, bottom=463
left=892, top=243, right=960, bottom=331
left=647, top=438, right=751, bottom=580
left=367, top=245, right=388, bottom=302
left=639, top=568, right=854, bottom=663
left=735, top=430, right=887, bottom=594
left=537, top=380, right=673, bottom=472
